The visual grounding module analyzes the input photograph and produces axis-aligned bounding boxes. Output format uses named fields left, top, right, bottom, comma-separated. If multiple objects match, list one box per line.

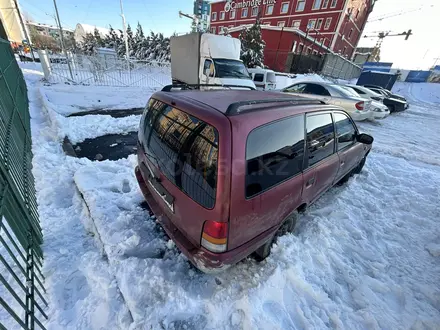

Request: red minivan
left=135, top=88, right=373, bottom=272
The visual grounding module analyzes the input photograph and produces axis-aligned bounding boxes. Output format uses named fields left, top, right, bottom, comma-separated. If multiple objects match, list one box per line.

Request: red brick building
left=209, top=0, right=375, bottom=71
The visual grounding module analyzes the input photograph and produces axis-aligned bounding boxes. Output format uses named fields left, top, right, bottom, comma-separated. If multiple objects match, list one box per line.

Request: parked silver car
left=280, top=82, right=374, bottom=121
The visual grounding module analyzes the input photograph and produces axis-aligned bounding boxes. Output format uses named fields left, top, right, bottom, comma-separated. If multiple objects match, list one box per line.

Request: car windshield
left=213, top=59, right=251, bottom=79
left=330, top=85, right=361, bottom=98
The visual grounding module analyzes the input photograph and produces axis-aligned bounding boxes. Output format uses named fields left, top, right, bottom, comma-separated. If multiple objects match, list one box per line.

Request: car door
left=333, top=112, right=364, bottom=183
left=302, top=112, right=340, bottom=204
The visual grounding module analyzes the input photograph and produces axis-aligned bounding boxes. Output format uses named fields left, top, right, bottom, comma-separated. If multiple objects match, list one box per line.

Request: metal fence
left=0, top=38, right=47, bottom=329
left=38, top=51, right=172, bottom=88
left=320, top=53, right=362, bottom=80
left=284, top=52, right=362, bottom=80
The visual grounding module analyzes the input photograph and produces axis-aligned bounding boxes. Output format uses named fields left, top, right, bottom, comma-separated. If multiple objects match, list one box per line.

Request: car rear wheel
left=354, top=156, right=366, bottom=174
left=254, top=211, right=298, bottom=261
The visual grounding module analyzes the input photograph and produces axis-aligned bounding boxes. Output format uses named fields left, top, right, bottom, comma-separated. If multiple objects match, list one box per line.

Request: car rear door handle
left=340, top=161, right=345, bottom=167
left=306, top=177, right=315, bottom=187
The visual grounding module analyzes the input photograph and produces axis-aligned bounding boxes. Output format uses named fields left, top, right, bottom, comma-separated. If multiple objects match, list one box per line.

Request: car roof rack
left=161, top=84, right=256, bottom=92
left=225, top=98, right=326, bottom=116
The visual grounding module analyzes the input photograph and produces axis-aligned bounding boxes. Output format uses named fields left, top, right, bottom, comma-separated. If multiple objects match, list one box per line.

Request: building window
left=211, top=27, right=216, bottom=34
left=330, top=0, right=337, bottom=8
left=252, top=7, right=258, bottom=17
left=264, top=21, right=271, bottom=25
left=312, top=0, right=322, bottom=10
left=219, top=26, right=224, bottom=34
left=241, top=8, right=248, bottom=17
left=296, top=0, right=306, bottom=12
left=220, top=11, right=225, bottom=20
left=313, top=50, right=318, bottom=55
left=266, top=4, right=274, bottom=15
left=322, top=0, right=329, bottom=8
left=292, top=20, right=301, bottom=28
left=348, top=28, right=353, bottom=39
left=307, top=19, right=316, bottom=29
left=277, top=21, right=285, bottom=27
left=343, top=46, right=347, bottom=54
left=298, top=43, right=304, bottom=53
left=316, top=18, right=323, bottom=29
left=212, top=12, right=217, bottom=21
left=306, top=47, right=312, bottom=55
left=230, top=10, right=236, bottom=19
left=355, top=8, right=360, bottom=19
left=280, top=2, right=289, bottom=13
left=324, top=17, right=332, bottom=29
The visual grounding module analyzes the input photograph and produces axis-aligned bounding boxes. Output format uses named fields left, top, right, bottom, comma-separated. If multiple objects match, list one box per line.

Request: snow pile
left=392, top=82, right=440, bottom=106
left=39, top=85, right=144, bottom=144
left=23, top=68, right=132, bottom=330
left=40, top=84, right=150, bottom=116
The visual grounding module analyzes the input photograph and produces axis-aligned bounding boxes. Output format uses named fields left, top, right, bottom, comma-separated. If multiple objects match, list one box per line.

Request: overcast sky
left=20, top=0, right=439, bottom=70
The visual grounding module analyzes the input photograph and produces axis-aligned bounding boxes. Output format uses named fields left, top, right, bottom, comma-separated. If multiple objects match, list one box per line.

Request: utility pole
left=52, top=0, right=73, bottom=80
left=120, top=0, right=130, bottom=68
left=12, top=0, right=35, bottom=61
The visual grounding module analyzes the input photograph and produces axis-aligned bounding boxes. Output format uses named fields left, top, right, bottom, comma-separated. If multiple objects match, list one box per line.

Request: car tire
left=254, top=211, right=298, bottom=261
left=354, top=156, right=366, bottom=174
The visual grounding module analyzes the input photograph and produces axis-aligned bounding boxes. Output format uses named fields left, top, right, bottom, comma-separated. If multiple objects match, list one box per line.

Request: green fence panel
left=0, top=38, right=47, bottom=330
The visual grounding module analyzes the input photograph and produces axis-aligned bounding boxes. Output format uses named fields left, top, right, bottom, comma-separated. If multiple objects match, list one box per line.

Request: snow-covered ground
left=14, top=63, right=440, bottom=330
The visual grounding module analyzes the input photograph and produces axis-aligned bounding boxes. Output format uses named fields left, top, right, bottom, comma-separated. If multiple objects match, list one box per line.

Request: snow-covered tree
left=239, top=20, right=265, bottom=68
left=103, top=26, right=120, bottom=50
left=81, top=32, right=98, bottom=55
left=93, top=28, right=104, bottom=48
left=133, top=22, right=145, bottom=57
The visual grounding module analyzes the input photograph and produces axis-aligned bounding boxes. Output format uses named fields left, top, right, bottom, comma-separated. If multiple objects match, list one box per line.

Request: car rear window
left=142, top=99, right=219, bottom=209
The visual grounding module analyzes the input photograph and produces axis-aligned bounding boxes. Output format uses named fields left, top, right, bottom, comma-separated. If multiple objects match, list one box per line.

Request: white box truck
left=170, top=33, right=256, bottom=89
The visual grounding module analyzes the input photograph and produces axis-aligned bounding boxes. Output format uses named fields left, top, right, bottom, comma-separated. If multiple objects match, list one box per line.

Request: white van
left=248, top=68, right=277, bottom=91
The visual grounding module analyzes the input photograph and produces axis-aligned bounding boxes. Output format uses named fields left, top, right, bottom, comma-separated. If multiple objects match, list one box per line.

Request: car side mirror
left=357, top=133, right=374, bottom=145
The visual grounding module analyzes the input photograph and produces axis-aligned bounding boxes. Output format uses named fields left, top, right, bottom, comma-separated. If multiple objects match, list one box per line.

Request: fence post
left=37, top=50, right=51, bottom=81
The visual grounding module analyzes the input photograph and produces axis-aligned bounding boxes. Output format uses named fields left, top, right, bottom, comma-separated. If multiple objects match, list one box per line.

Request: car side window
left=246, top=115, right=305, bottom=198
left=253, top=73, right=264, bottom=82
left=284, top=83, right=307, bottom=93
left=304, top=84, right=331, bottom=96
left=306, top=113, right=335, bottom=166
left=334, top=112, right=357, bottom=151
left=353, top=87, right=366, bottom=95
left=203, top=59, right=214, bottom=77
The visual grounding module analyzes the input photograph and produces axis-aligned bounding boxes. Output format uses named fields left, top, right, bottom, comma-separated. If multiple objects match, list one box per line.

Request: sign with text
left=224, top=0, right=277, bottom=12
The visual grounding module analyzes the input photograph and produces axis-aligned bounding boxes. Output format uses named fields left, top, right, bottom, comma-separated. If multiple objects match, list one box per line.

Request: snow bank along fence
left=0, top=38, right=47, bottom=329
left=285, top=52, right=362, bottom=80
left=38, top=50, right=171, bottom=88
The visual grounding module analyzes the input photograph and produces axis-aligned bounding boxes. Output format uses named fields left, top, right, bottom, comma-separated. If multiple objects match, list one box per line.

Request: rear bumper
left=135, top=166, right=276, bottom=273
left=373, top=109, right=390, bottom=119
left=351, top=110, right=374, bottom=121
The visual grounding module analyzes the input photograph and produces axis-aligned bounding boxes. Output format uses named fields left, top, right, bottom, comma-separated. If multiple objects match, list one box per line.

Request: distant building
left=74, top=23, right=110, bottom=44
left=209, top=0, right=376, bottom=71
left=353, top=46, right=380, bottom=65
left=0, top=0, right=28, bottom=44
left=26, top=21, right=73, bottom=39
left=193, top=0, right=211, bottom=31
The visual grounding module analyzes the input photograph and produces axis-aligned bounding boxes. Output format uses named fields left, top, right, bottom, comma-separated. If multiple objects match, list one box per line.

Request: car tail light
left=201, top=220, right=228, bottom=253
left=355, top=101, right=365, bottom=110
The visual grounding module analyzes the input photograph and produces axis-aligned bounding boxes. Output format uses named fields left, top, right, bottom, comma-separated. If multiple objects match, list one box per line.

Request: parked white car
left=343, top=84, right=385, bottom=102
left=248, top=68, right=277, bottom=91
left=280, top=82, right=374, bottom=121
left=341, top=85, right=389, bottom=119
